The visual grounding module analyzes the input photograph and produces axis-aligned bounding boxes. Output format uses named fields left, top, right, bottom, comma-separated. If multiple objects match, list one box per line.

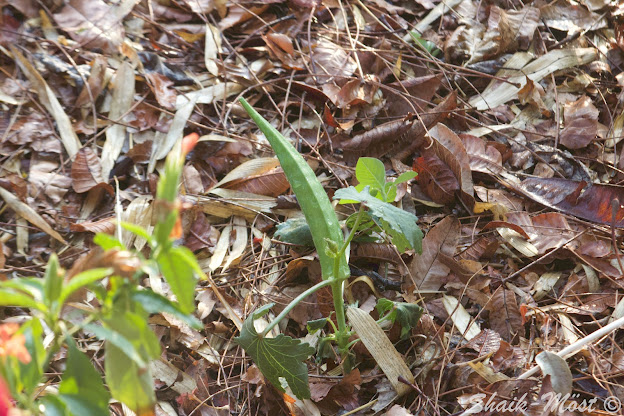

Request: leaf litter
left=2, top=0, right=624, bottom=414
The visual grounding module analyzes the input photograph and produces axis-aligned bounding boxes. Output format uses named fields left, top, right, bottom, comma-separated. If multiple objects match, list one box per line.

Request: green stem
left=331, top=206, right=366, bottom=355
left=339, top=206, right=366, bottom=259
left=261, top=279, right=333, bottom=337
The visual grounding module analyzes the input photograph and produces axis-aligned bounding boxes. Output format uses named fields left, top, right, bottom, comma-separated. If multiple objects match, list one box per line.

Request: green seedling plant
left=235, top=98, right=424, bottom=399
left=0, top=134, right=202, bottom=415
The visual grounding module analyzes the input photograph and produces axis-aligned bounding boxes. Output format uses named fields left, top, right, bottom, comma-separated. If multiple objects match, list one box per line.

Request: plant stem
left=339, top=206, right=366, bottom=259
left=261, top=279, right=333, bottom=337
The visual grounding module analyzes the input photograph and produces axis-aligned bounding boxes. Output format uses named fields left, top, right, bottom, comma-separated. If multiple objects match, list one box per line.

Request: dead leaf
left=409, top=216, right=459, bottom=291
left=0, top=186, right=66, bottom=243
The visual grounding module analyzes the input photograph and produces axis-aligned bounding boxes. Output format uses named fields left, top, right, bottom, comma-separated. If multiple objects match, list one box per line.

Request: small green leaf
left=43, top=254, right=62, bottom=309
left=105, top=343, right=155, bottom=414
left=335, top=187, right=423, bottom=253
left=58, top=268, right=112, bottom=308
left=84, top=324, right=148, bottom=368
left=235, top=309, right=315, bottom=399
left=18, top=318, right=46, bottom=395
left=394, top=171, right=417, bottom=185
left=58, top=338, right=110, bottom=416
left=306, top=318, right=328, bottom=334
left=274, top=218, right=314, bottom=246
left=0, top=288, right=44, bottom=311
left=376, top=298, right=424, bottom=339
left=156, top=246, right=198, bottom=314
left=120, top=221, right=154, bottom=246
left=93, top=233, right=125, bottom=250
left=131, top=290, right=202, bottom=330
left=355, top=157, right=386, bottom=192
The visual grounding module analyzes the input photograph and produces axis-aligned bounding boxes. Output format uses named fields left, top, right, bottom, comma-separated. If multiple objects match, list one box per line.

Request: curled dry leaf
left=71, top=147, right=114, bottom=194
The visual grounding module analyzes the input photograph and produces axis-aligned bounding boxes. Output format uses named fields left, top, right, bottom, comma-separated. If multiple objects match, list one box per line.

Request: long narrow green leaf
left=239, top=98, right=349, bottom=282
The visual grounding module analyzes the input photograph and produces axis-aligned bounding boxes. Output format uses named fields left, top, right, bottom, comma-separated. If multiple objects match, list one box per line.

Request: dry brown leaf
left=71, top=147, right=113, bottom=194
left=0, top=186, right=66, bottom=243
left=10, top=47, right=82, bottom=158
left=427, top=123, right=475, bottom=210
left=409, top=216, right=459, bottom=291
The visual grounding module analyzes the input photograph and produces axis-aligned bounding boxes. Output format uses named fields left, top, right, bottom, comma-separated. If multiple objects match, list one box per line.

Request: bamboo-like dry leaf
left=469, top=48, right=597, bottom=110
left=10, top=47, right=81, bottom=158
left=101, top=62, right=135, bottom=179
left=442, top=295, right=481, bottom=341
left=204, top=23, right=221, bottom=76
left=221, top=216, right=247, bottom=272
left=0, top=186, right=66, bottom=244
left=346, top=307, right=414, bottom=396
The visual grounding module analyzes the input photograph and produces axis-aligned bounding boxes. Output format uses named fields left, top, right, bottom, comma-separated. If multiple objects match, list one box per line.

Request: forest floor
left=1, top=0, right=624, bottom=415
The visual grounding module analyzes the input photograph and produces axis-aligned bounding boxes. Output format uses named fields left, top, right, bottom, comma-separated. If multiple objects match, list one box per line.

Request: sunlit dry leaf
left=218, top=4, right=268, bottom=30
left=11, top=47, right=81, bottom=158
left=29, top=159, right=72, bottom=203
left=204, top=23, right=221, bottom=76
left=346, top=307, right=414, bottom=396
left=0, top=186, right=66, bottom=243
left=442, top=295, right=481, bottom=340
left=311, top=39, right=357, bottom=80
left=101, top=62, right=135, bottom=179
left=469, top=48, right=597, bottom=110
left=535, top=351, right=573, bottom=396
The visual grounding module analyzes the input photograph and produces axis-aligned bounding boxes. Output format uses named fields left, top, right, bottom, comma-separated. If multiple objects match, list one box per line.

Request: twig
left=518, top=314, right=624, bottom=379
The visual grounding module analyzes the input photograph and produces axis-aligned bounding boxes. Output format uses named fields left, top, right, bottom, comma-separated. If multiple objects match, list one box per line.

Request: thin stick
left=518, top=314, right=624, bottom=379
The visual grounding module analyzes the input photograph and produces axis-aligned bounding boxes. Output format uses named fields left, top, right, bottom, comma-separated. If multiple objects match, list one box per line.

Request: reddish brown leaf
left=427, top=123, right=475, bottom=209
left=343, top=92, right=457, bottom=160
left=482, top=220, right=531, bottom=239
left=223, top=166, right=290, bottom=197
left=185, top=212, right=219, bottom=252
left=414, top=152, right=459, bottom=204
left=71, top=147, right=113, bottom=194
left=486, top=286, right=523, bottom=342
left=386, top=75, right=441, bottom=116
left=461, top=134, right=503, bottom=175
left=409, top=216, right=459, bottom=291
left=145, top=72, right=176, bottom=110
left=458, top=236, right=500, bottom=261
left=508, top=176, right=624, bottom=227
left=69, top=216, right=115, bottom=234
